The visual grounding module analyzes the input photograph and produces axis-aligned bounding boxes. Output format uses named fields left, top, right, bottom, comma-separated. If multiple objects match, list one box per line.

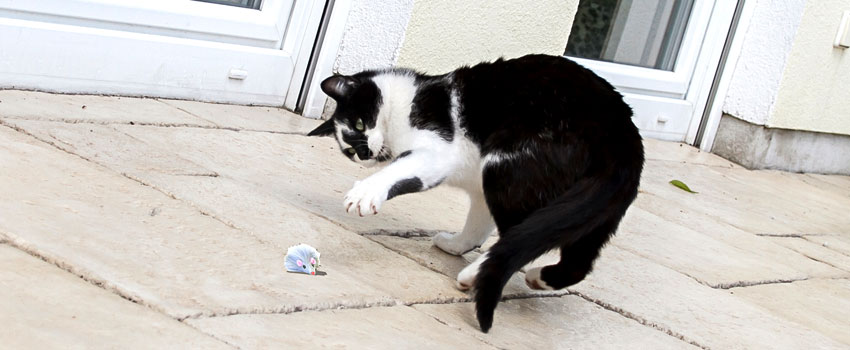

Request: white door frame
left=0, top=0, right=325, bottom=106
left=301, top=0, right=351, bottom=119
left=693, top=0, right=755, bottom=151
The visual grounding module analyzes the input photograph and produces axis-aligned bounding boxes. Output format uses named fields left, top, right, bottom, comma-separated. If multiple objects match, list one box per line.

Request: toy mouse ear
left=321, top=75, right=358, bottom=101
left=296, top=259, right=303, bottom=267
left=307, top=119, right=335, bottom=137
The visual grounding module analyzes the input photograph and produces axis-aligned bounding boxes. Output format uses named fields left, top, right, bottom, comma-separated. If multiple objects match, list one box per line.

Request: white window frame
left=0, top=0, right=292, bottom=48
left=567, top=0, right=741, bottom=143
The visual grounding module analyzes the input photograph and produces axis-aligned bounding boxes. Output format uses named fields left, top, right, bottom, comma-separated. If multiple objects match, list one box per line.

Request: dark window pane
left=565, top=0, right=694, bottom=71
left=193, top=0, right=262, bottom=10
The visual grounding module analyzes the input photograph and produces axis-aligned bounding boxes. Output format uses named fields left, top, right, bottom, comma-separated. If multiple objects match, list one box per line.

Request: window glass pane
left=193, top=0, right=262, bottom=10
left=565, top=0, right=694, bottom=71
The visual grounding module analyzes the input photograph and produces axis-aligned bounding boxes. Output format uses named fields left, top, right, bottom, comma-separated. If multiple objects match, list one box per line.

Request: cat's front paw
left=343, top=180, right=388, bottom=216
left=433, top=232, right=477, bottom=256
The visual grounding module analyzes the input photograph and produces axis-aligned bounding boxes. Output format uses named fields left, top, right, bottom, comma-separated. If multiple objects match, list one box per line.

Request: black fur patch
left=409, top=81, right=454, bottom=142
left=387, top=177, right=423, bottom=200
left=394, top=150, right=412, bottom=161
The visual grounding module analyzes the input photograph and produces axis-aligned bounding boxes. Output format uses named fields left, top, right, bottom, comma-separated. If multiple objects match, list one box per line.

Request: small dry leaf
left=669, top=180, right=698, bottom=194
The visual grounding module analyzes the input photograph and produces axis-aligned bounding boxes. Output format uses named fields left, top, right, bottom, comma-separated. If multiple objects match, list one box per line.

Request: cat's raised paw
left=433, top=232, right=477, bottom=256
left=343, top=180, right=387, bottom=216
left=524, top=267, right=555, bottom=291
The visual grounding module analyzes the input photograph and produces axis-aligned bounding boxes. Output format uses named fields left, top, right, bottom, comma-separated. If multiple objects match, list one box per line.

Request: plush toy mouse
left=285, top=244, right=320, bottom=275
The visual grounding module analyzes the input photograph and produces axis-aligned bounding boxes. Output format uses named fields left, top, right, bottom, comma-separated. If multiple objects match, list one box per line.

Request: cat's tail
left=473, top=173, right=638, bottom=333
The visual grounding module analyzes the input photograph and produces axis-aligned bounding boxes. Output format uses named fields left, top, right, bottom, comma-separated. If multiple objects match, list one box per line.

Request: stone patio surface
left=1, top=90, right=848, bottom=349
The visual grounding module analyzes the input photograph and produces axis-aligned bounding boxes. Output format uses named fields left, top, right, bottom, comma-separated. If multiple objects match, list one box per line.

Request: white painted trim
left=283, top=0, right=329, bottom=110
left=0, top=17, right=294, bottom=105
left=0, top=0, right=293, bottom=48
left=698, top=0, right=756, bottom=152
left=302, top=0, right=352, bottom=119
left=684, top=1, right=742, bottom=144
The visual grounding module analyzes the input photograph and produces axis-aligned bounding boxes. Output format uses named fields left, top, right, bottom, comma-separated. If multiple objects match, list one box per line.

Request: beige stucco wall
left=396, top=0, right=580, bottom=74
left=769, top=0, right=850, bottom=135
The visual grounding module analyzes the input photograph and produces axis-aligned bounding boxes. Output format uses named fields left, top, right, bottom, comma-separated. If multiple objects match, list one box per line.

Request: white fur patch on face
left=365, top=127, right=384, bottom=157
left=369, top=73, right=417, bottom=150
left=335, top=121, right=354, bottom=150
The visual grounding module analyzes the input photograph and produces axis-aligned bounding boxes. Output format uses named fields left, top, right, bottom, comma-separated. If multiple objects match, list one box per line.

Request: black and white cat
left=308, top=54, right=644, bottom=333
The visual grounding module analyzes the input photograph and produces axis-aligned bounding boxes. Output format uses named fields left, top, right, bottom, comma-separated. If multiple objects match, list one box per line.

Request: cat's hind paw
left=524, top=267, right=555, bottom=291
left=433, top=232, right=478, bottom=256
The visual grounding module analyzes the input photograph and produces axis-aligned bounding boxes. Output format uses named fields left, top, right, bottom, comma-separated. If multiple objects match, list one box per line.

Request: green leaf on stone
left=669, top=180, right=698, bottom=194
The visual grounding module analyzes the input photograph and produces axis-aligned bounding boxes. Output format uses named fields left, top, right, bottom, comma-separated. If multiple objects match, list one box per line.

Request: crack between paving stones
left=154, top=99, right=226, bottom=128
left=798, top=253, right=849, bottom=272
left=0, top=233, right=177, bottom=319
left=648, top=158, right=740, bottom=170
left=177, top=321, right=243, bottom=350
left=189, top=292, right=568, bottom=321
left=712, top=278, right=807, bottom=289
left=118, top=172, right=285, bottom=251
left=359, top=229, right=444, bottom=238
left=754, top=233, right=824, bottom=238
left=0, top=116, right=308, bottom=136
left=617, top=244, right=832, bottom=290
left=570, top=290, right=710, bottom=350
left=417, top=311, right=507, bottom=350
left=800, top=236, right=850, bottom=259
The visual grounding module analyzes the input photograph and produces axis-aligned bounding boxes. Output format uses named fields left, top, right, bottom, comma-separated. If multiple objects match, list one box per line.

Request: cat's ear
left=321, top=75, right=358, bottom=101
left=307, top=118, right=335, bottom=137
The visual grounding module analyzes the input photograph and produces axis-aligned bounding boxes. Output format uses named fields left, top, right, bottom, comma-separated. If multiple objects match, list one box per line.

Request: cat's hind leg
left=433, top=193, right=495, bottom=256
left=525, top=223, right=614, bottom=290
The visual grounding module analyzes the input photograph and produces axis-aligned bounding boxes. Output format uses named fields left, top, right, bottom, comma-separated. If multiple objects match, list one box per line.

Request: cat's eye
left=355, top=119, right=364, bottom=131
left=345, top=148, right=356, bottom=155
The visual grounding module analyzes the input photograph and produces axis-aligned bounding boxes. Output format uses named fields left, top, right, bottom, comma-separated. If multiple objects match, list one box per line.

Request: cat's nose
left=355, top=146, right=372, bottom=160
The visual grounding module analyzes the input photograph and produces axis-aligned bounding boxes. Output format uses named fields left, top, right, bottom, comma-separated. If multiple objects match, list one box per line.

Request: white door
left=565, top=0, right=739, bottom=142
left=0, top=0, right=326, bottom=107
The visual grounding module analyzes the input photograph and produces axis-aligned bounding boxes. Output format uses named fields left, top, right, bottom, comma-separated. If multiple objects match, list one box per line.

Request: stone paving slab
left=764, top=237, right=850, bottom=274
left=114, top=125, right=471, bottom=235
left=158, top=99, right=322, bottom=134
left=730, top=278, right=850, bottom=346
left=0, top=245, right=232, bottom=350
left=413, top=297, right=697, bottom=350
left=638, top=160, right=850, bottom=235
left=0, top=90, right=212, bottom=126
left=133, top=172, right=467, bottom=304
left=779, top=172, right=850, bottom=198
left=188, top=306, right=497, bottom=350
left=0, top=126, right=463, bottom=321
left=366, top=235, right=539, bottom=296
left=4, top=120, right=215, bottom=176
left=803, top=234, right=850, bottom=257
left=642, top=138, right=740, bottom=169
left=3, top=119, right=469, bottom=235
left=571, top=246, right=845, bottom=349
left=616, top=198, right=846, bottom=287
left=19, top=120, right=470, bottom=234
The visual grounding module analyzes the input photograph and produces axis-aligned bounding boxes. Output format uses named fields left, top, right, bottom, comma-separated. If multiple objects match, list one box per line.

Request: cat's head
left=307, top=73, right=389, bottom=167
